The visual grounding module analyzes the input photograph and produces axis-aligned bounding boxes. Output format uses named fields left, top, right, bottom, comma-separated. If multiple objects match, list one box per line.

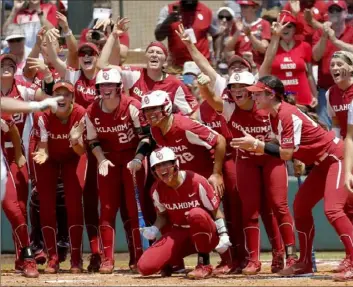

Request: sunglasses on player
left=218, top=14, right=233, bottom=21
left=328, top=6, right=343, bottom=13
left=78, top=49, right=97, bottom=57
left=7, top=38, right=24, bottom=43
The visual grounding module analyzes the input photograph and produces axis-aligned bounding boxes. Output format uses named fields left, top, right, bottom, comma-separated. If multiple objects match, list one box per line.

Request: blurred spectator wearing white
left=223, top=0, right=241, bottom=18
left=313, top=0, right=353, bottom=128
left=213, top=7, right=235, bottom=68
left=282, top=0, right=327, bottom=46
left=3, top=24, right=31, bottom=82
left=259, top=10, right=317, bottom=107
left=225, top=0, right=271, bottom=68
left=182, top=61, right=201, bottom=102
left=155, top=0, right=219, bottom=73
left=3, top=0, right=58, bottom=50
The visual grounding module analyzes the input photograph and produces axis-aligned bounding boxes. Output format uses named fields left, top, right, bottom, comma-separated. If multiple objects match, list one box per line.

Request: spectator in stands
left=213, top=7, right=235, bottom=69
left=224, top=0, right=271, bottom=68
left=3, top=24, right=30, bottom=81
left=224, top=0, right=241, bottom=19
left=283, top=0, right=327, bottom=46
left=313, top=0, right=353, bottom=128
left=259, top=10, right=318, bottom=107
left=3, top=0, right=58, bottom=49
left=154, top=0, right=219, bottom=74
left=347, top=0, right=353, bottom=24
left=182, top=61, right=201, bottom=102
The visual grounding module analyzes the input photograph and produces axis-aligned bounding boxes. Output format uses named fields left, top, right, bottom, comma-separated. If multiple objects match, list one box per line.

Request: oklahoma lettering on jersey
left=327, top=84, right=353, bottom=139
left=270, top=101, right=339, bottom=165
left=33, top=103, right=86, bottom=161
left=152, top=170, right=220, bottom=227
left=86, top=95, right=145, bottom=154
left=121, top=66, right=198, bottom=115
left=65, top=68, right=98, bottom=108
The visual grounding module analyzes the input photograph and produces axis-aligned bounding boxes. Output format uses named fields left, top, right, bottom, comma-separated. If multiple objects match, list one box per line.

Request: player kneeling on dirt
left=137, top=147, right=232, bottom=279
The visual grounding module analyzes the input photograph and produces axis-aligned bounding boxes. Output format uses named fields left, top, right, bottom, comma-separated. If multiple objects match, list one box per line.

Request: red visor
left=245, top=81, right=274, bottom=93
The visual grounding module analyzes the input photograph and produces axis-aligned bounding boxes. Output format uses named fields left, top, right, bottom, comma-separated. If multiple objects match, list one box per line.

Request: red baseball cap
left=327, top=0, right=347, bottom=10
left=53, top=80, right=75, bottom=93
left=0, top=53, right=17, bottom=67
left=228, top=55, right=251, bottom=71
left=78, top=42, right=100, bottom=55
left=278, top=10, right=304, bottom=34
left=237, top=0, right=262, bottom=6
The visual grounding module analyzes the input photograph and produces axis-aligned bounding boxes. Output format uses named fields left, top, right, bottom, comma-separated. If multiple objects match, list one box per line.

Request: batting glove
left=141, top=226, right=159, bottom=241
left=29, top=96, right=64, bottom=113
left=126, top=158, right=142, bottom=174
left=215, top=234, right=232, bottom=254
left=98, top=159, right=115, bottom=177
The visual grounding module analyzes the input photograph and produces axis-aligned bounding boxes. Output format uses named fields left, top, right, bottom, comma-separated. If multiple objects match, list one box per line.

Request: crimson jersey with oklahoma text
left=270, top=101, right=339, bottom=166
left=151, top=170, right=220, bottom=227
left=151, top=114, right=218, bottom=178
left=1, top=79, right=38, bottom=142
left=86, top=95, right=146, bottom=154
left=271, top=41, right=312, bottom=105
left=327, top=84, right=353, bottom=139
left=32, top=103, right=85, bottom=162
left=65, top=68, right=97, bottom=108
left=121, top=67, right=198, bottom=115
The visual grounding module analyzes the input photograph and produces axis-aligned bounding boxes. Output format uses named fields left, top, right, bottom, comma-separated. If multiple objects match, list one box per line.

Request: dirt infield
left=1, top=253, right=351, bottom=286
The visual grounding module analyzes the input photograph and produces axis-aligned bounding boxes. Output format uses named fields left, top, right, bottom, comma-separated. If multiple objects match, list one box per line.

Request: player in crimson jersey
left=234, top=75, right=353, bottom=281
left=326, top=51, right=353, bottom=273
left=85, top=68, right=151, bottom=274
left=137, top=147, right=231, bottom=279
left=32, top=80, right=86, bottom=274
left=177, top=24, right=297, bottom=274
left=97, top=28, right=199, bottom=116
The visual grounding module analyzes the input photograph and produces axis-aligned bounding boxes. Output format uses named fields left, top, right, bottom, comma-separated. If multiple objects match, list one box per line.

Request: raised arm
left=23, top=28, right=46, bottom=81
left=312, top=22, right=331, bottom=62
left=45, top=28, right=67, bottom=78
left=154, top=5, right=179, bottom=41
left=259, top=17, right=288, bottom=77
left=224, top=19, right=242, bottom=55
left=175, top=24, right=218, bottom=88
left=96, top=18, right=129, bottom=71
left=197, top=73, right=224, bottom=112
left=56, top=11, right=79, bottom=69
left=2, top=1, right=24, bottom=34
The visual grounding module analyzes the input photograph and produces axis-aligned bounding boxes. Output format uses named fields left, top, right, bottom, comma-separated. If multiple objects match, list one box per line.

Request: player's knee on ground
left=137, top=256, right=159, bottom=276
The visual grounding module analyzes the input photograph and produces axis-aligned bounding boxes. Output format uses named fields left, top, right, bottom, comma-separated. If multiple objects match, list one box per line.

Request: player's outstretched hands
left=208, top=173, right=225, bottom=197
left=271, top=15, right=291, bottom=37
left=215, top=234, right=232, bottom=254
left=127, top=158, right=142, bottom=174
left=70, top=120, right=85, bottom=142
left=230, top=130, right=257, bottom=151
left=197, top=73, right=211, bottom=86
left=141, top=226, right=159, bottom=241
left=29, top=96, right=64, bottom=113
left=175, top=24, right=192, bottom=46
left=98, top=159, right=115, bottom=177
left=112, top=17, right=130, bottom=37
left=32, top=149, right=49, bottom=165
left=45, top=28, right=61, bottom=43
left=345, top=173, right=353, bottom=193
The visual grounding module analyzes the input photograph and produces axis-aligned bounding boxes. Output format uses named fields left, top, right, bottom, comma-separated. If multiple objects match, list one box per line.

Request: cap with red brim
left=245, top=81, right=273, bottom=92
left=78, top=42, right=100, bottom=54
left=53, top=81, right=75, bottom=93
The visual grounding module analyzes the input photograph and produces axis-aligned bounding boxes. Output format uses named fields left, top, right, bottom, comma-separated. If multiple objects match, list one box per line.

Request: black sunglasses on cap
left=218, top=15, right=233, bottom=21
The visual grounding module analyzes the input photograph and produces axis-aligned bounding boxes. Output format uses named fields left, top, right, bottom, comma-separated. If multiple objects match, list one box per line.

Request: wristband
left=136, top=140, right=152, bottom=157
left=89, top=141, right=101, bottom=150
left=132, top=158, right=142, bottom=165
left=214, top=218, right=228, bottom=235
left=264, top=142, right=281, bottom=158
left=28, top=101, right=41, bottom=112
left=43, top=80, right=54, bottom=95
left=62, top=29, right=72, bottom=37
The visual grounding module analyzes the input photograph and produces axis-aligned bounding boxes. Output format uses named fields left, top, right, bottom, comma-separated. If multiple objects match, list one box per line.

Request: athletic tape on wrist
left=215, top=218, right=227, bottom=235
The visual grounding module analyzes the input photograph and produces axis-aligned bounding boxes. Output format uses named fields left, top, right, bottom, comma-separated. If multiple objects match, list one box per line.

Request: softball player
left=137, top=147, right=231, bottom=279
left=235, top=75, right=353, bottom=281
